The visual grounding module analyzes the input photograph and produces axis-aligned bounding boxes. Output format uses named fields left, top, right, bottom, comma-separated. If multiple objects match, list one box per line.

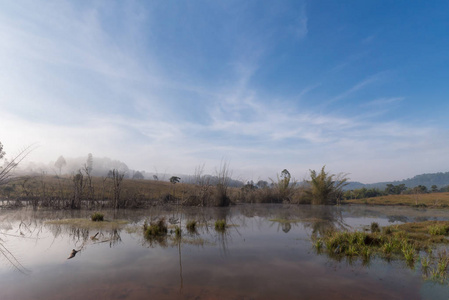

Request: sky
left=1, top=0, right=448, bottom=183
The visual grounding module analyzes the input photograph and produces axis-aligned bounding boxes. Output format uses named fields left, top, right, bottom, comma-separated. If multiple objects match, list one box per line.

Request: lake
left=0, top=204, right=448, bottom=300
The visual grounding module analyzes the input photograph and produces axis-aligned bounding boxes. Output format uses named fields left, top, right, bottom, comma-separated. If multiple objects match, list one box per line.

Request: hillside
left=345, top=172, right=449, bottom=191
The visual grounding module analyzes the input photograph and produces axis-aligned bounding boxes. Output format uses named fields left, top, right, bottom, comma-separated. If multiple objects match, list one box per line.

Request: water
left=0, top=204, right=448, bottom=300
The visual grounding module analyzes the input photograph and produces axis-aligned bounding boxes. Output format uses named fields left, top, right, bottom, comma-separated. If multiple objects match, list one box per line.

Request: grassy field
left=343, top=192, right=449, bottom=208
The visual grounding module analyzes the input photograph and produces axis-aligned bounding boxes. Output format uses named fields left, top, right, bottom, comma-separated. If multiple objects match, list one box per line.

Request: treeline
left=236, top=167, right=348, bottom=205
left=343, top=183, right=449, bottom=200
left=0, top=166, right=349, bottom=209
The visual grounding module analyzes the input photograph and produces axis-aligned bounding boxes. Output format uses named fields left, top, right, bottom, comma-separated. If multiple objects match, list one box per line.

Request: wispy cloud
left=328, top=73, right=382, bottom=104
left=293, top=4, right=308, bottom=39
left=362, top=97, right=404, bottom=107
left=1, top=1, right=447, bottom=183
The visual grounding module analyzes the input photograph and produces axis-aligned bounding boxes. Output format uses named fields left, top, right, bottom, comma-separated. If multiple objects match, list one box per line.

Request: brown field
left=343, top=192, right=449, bottom=208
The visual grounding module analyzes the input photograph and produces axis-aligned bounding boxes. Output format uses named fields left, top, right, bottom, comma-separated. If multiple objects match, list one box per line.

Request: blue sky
left=1, top=0, right=448, bottom=183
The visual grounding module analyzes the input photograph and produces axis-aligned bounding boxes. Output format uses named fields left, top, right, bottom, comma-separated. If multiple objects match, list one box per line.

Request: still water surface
left=0, top=204, right=448, bottom=300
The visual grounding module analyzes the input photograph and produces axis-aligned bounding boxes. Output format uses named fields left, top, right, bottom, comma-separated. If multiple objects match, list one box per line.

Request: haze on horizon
left=1, top=1, right=448, bottom=184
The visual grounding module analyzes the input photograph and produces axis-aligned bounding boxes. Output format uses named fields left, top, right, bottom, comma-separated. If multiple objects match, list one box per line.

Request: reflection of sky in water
left=0, top=205, right=447, bottom=299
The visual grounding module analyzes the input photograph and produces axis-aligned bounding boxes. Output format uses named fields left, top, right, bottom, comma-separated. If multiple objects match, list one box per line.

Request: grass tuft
left=143, top=218, right=168, bottom=238
left=428, top=224, right=449, bottom=236
left=370, top=222, right=380, bottom=233
left=186, top=220, right=197, bottom=232
left=91, top=212, right=104, bottom=222
left=215, top=219, right=227, bottom=231
left=174, top=226, right=181, bottom=238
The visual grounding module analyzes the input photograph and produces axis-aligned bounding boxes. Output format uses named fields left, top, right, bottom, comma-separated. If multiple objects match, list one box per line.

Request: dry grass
left=0, top=174, right=242, bottom=207
left=343, top=192, right=449, bottom=208
left=45, top=218, right=128, bottom=229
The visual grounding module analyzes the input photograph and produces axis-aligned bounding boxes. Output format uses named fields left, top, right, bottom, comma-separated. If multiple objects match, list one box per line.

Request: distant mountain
left=345, top=172, right=449, bottom=191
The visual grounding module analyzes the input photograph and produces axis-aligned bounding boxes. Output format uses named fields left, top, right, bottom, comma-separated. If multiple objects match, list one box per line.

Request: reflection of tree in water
left=142, top=234, right=169, bottom=248
left=0, top=234, right=31, bottom=274
left=387, top=215, right=409, bottom=223
left=282, top=222, right=292, bottom=233
left=304, top=206, right=350, bottom=238
left=414, top=216, right=429, bottom=222
left=0, top=214, right=35, bottom=275
left=45, top=223, right=123, bottom=256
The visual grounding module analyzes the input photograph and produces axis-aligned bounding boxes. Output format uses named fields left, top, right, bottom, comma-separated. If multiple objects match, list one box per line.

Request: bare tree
left=86, top=153, right=93, bottom=173
left=0, top=143, right=35, bottom=186
left=111, top=169, right=125, bottom=209
left=72, top=170, right=84, bottom=209
left=54, top=155, right=67, bottom=175
left=83, top=164, right=94, bottom=205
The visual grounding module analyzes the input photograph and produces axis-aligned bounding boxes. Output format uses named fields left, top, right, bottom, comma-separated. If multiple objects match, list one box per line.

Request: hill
left=345, top=172, right=449, bottom=191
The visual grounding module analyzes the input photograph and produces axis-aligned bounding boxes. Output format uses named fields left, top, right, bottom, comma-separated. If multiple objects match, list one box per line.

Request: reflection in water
left=46, top=222, right=123, bottom=258
left=178, top=238, right=183, bottom=292
left=0, top=239, right=30, bottom=275
left=281, top=222, right=291, bottom=233
left=388, top=215, right=409, bottom=223
left=0, top=214, right=33, bottom=275
left=0, top=205, right=447, bottom=299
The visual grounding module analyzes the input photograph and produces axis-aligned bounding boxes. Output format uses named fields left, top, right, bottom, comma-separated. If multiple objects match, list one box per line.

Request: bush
left=91, top=212, right=104, bottom=222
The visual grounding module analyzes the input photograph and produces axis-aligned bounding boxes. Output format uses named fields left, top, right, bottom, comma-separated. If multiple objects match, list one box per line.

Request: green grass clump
left=215, top=219, right=227, bottom=231
left=428, top=224, right=449, bottom=236
left=91, top=212, right=104, bottom=222
left=360, top=246, right=371, bottom=260
left=402, top=244, right=416, bottom=263
left=186, top=220, right=197, bottom=232
left=423, top=250, right=449, bottom=283
left=315, top=221, right=449, bottom=285
left=143, top=218, right=168, bottom=238
left=313, top=239, right=323, bottom=251
left=319, top=228, right=423, bottom=260
left=421, top=255, right=430, bottom=270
